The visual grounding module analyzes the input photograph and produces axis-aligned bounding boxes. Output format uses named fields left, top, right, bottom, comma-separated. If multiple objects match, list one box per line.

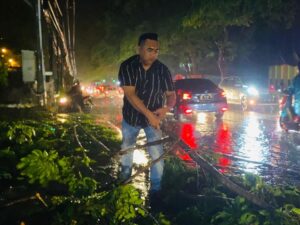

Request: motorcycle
left=279, top=91, right=300, bottom=131
left=57, top=94, right=94, bottom=113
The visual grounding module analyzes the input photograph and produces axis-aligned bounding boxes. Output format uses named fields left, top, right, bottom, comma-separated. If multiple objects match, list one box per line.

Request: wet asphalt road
left=92, top=97, right=300, bottom=187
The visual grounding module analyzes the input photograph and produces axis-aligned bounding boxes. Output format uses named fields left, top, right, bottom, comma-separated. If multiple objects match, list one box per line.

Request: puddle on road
left=94, top=97, right=300, bottom=190
left=171, top=111, right=300, bottom=186
left=237, top=112, right=271, bottom=173
left=112, top=130, right=152, bottom=199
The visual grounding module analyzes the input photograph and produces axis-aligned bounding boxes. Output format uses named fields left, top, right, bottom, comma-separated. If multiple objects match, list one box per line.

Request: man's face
left=138, top=39, right=159, bottom=66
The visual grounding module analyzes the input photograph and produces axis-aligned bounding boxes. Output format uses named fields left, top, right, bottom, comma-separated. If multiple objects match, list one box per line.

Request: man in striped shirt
left=118, top=33, right=176, bottom=193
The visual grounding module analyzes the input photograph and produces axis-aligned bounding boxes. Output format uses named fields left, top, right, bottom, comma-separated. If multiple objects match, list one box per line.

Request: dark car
left=173, top=78, right=228, bottom=120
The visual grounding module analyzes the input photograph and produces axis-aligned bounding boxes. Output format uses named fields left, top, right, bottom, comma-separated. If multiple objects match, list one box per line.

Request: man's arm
left=153, top=91, right=176, bottom=120
left=122, top=86, right=161, bottom=129
left=165, top=90, right=176, bottom=110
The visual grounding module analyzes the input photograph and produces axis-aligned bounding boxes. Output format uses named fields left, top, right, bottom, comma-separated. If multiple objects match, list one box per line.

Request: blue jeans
left=120, top=120, right=164, bottom=191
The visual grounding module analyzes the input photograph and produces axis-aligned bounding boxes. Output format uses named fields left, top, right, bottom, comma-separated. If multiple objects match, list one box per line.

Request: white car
left=219, top=76, right=278, bottom=111
left=219, top=76, right=258, bottom=111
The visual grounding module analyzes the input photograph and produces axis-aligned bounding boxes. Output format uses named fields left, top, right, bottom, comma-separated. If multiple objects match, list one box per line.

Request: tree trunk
left=185, top=47, right=198, bottom=77
left=217, top=27, right=229, bottom=79
left=186, top=148, right=272, bottom=209
left=190, top=52, right=198, bottom=75
left=217, top=44, right=226, bottom=79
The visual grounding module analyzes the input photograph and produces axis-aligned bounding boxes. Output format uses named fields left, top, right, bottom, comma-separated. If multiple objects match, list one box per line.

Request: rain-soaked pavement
left=92, top=97, right=300, bottom=188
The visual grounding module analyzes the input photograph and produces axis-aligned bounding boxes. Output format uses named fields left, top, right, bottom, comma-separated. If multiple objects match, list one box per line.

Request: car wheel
left=83, top=104, right=93, bottom=113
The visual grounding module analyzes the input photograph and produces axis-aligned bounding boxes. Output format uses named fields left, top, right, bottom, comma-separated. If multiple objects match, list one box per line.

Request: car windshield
left=221, top=78, right=243, bottom=86
left=175, top=79, right=218, bottom=92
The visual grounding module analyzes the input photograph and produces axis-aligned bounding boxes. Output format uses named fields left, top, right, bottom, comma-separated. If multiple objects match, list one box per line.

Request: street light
left=8, top=58, right=15, bottom=67
left=1, top=48, right=7, bottom=54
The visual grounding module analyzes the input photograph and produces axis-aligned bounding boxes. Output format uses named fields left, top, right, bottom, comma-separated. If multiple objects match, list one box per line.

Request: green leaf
left=0, top=147, right=15, bottom=158
left=17, top=149, right=60, bottom=186
left=291, top=207, right=300, bottom=215
left=239, top=213, right=258, bottom=225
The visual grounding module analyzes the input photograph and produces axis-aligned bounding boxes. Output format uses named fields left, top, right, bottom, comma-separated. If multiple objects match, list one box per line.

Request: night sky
left=76, top=0, right=300, bottom=85
left=1, top=0, right=300, bottom=85
left=0, top=0, right=36, bottom=50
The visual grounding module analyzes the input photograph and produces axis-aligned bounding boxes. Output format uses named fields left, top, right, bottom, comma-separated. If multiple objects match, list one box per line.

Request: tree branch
left=122, top=138, right=180, bottom=185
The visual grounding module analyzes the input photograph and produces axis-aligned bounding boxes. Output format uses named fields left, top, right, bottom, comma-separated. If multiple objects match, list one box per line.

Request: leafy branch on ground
left=1, top=109, right=300, bottom=225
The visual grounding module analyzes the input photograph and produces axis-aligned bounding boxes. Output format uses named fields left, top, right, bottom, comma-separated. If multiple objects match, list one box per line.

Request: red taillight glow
left=180, top=153, right=193, bottom=161
left=221, top=107, right=228, bottom=112
left=181, top=123, right=197, bottom=149
left=179, top=105, right=193, bottom=114
left=185, top=109, right=193, bottom=114
left=182, top=92, right=192, bottom=100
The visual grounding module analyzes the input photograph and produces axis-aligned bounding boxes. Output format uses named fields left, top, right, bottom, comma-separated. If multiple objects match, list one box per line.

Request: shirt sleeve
left=118, top=62, right=136, bottom=86
left=161, top=65, right=174, bottom=92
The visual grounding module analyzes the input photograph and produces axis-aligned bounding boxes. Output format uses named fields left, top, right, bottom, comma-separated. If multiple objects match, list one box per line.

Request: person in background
left=286, top=62, right=300, bottom=121
left=68, top=79, right=84, bottom=112
left=118, top=32, right=176, bottom=195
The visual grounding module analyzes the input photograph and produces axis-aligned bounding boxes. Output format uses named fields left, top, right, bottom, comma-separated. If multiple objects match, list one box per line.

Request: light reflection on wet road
left=92, top=97, right=300, bottom=187
left=171, top=110, right=300, bottom=186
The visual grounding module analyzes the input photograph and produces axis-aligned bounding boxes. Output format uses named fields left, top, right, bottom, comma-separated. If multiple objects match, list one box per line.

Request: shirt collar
left=134, top=55, right=158, bottom=69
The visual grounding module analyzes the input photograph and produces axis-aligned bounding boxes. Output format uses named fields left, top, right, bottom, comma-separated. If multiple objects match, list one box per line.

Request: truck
left=268, top=64, right=298, bottom=92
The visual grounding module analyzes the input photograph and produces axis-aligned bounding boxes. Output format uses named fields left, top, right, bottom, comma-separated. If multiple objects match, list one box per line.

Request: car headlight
left=247, top=87, right=259, bottom=96
left=59, top=97, right=68, bottom=104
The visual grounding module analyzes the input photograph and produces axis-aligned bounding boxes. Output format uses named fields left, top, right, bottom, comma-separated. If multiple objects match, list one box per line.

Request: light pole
left=23, top=0, right=47, bottom=106
left=36, top=0, right=47, bottom=106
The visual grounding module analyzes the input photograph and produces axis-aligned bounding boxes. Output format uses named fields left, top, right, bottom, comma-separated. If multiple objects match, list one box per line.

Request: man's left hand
left=153, top=107, right=170, bottom=120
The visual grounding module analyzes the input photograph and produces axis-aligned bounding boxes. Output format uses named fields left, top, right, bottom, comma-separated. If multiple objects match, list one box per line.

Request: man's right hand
left=147, top=113, right=161, bottom=129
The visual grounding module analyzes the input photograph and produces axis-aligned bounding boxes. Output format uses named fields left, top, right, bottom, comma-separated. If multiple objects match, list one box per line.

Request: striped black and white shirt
left=118, top=55, right=174, bottom=127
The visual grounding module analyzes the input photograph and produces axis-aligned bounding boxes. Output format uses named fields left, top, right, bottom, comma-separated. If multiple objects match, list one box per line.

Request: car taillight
left=182, top=92, right=192, bottom=100
left=217, top=88, right=226, bottom=98
left=179, top=105, right=193, bottom=114
left=185, top=109, right=193, bottom=114
left=221, top=107, right=228, bottom=112
left=177, top=89, right=192, bottom=100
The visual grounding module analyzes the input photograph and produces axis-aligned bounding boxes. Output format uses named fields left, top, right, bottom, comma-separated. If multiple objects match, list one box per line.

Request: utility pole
left=36, top=0, right=47, bottom=106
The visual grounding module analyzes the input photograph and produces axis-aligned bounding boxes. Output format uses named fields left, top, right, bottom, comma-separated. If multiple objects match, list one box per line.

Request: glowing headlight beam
left=59, top=97, right=68, bottom=104
left=247, top=87, right=259, bottom=96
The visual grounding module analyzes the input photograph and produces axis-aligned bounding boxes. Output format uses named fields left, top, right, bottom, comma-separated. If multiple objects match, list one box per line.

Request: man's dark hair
left=138, top=33, right=158, bottom=46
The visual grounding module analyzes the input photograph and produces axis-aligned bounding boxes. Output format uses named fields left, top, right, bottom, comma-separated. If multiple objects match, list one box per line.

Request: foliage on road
left=159, top=157, right=300, bottom=225
left=1, top=108, right=300, bottom=224
left=0, top=108, right=151, bottom=224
